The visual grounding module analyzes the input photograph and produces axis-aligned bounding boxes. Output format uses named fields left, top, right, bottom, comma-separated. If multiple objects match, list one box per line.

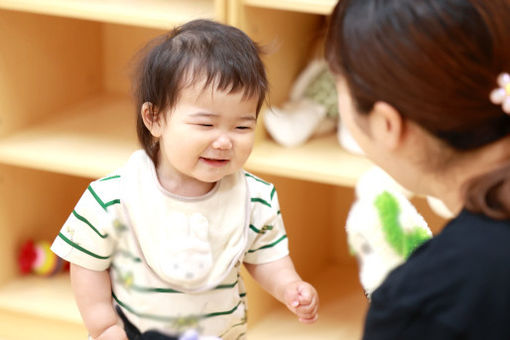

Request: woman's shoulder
left=373, top=209, right=510, bottom=303
left=368, top=209, right=510, bottom=336
left=447, top=208, right=510, bottom=233
left=409, top=209, right=510, bottom=273
left=439, top=209, right=510, bottom=260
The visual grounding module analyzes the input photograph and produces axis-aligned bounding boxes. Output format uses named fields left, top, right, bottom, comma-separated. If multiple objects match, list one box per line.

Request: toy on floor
left=18, top=239, right=68, bottom=276
left=346, top=167, right=432, bottom=298
left=263, top=58, right=363, bottom=155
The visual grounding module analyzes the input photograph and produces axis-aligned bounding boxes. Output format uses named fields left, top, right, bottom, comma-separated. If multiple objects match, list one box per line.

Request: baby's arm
left=70, top=264, right=127, bottom=340
left=244, top=256, right=319, bottom=323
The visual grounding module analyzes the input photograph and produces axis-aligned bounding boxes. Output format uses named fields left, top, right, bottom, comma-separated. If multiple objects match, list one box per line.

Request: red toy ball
left=18, top=240, right=68, bottom=276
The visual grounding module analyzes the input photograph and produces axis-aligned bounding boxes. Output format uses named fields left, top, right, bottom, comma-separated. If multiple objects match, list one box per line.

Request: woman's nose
left=212, top=134, right=232, bottom=150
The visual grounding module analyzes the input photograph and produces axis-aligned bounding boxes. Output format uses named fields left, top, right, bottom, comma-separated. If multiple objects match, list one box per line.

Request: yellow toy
left=18, top=239, right=68, bottom=276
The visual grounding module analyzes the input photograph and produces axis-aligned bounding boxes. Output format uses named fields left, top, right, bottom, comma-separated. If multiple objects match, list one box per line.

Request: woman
left=326, top=0, right=510, bottom=338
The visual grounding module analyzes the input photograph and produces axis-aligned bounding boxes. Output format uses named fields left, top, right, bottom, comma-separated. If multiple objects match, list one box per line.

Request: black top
left=363, top=209, right=510, bottom=340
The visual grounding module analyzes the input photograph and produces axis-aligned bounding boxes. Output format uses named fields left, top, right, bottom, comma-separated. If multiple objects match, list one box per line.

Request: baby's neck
left=163, top=179, right=216, bottom=197
left=154, top=159, right=218, bottom=197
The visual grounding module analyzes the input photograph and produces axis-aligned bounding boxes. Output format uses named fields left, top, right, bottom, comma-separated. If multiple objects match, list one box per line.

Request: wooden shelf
left=0, top=2, right=369, bottom=339
left=247, top=135, right=373, bottom=187
left=0, top=274, right=82, bottom=324
left=0, top=0, right=216, bottom=29
left=249, top=265, right=367, bottom=339
left=0, top=265, right=367, bottom=340
left=0, top=95, right=372, bottom=184
left=0, top=274, right=88, bottom=339
left=0, top=94, right=138, bottom=179
left=243, top=0, right=336, bottom=15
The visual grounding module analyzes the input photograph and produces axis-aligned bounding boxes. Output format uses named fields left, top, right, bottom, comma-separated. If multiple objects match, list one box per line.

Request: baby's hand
left=283, top=281, right=319, bottom=323
left=92, top=324, right=128, bottom=340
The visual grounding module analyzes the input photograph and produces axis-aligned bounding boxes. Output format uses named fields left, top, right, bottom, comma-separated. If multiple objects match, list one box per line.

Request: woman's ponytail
left=464, top=162, right=510, bottom=220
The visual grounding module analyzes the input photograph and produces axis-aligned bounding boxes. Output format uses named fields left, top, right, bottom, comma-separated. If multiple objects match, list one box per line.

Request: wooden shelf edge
left=0, top=274, right=82, bottom=324
left=246, top=136, right=373, bottom=188
left=243, top=0, right=336, bottom=15
left=0, top=0, right=216, bottom=29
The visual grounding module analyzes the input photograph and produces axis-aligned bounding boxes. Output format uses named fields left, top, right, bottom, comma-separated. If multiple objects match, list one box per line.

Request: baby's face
left=155, top=80, right=258, bottom=193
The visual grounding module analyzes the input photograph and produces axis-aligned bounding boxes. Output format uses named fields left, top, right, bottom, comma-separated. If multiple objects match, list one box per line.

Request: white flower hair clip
left=490, top=72, right=510, bottom=114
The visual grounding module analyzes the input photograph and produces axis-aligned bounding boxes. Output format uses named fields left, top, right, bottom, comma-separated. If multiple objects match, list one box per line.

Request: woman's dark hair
left=133, top=19, right=268, bottom=163
left=326, top=0, right=510, bottom=219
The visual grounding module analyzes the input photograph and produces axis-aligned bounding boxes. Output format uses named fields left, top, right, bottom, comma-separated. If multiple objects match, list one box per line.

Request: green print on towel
left=374, top=191, right=431, bottom=259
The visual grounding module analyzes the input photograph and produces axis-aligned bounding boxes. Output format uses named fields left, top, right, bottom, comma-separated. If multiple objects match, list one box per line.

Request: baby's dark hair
left=133, top=19, right=268, bottom=163
left=326, top=0, right=510, bottom=219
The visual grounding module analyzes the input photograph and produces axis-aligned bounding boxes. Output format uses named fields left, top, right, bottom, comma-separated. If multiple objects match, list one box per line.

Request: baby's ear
left=141, top=102, right=163, bottom=137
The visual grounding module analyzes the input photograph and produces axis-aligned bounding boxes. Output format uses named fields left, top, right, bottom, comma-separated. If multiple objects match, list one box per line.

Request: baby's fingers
left=298, top=284, right=319, bottom=308
left=297, top=306, right=319, bottom=324
left=299, top=313, right=319, bottom=324
left=296, top=295, right=319, bottom=323
left=297, top=286, right=313, bottom=305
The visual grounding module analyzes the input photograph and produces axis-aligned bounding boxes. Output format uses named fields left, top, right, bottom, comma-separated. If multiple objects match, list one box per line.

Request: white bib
left=119, top=151, right=249, bottom=293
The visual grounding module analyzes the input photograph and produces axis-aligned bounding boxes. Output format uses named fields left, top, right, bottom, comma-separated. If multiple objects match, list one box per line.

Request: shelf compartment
left=0, top=94, right=138, bottom=179
left=249, top=264, right=367, bottom=339
left=0, top=274, right=82, bottom=324
left=0, top=94, right=372, bottom=185
left=0, top=274, right=88, bottom=339
left=248, top=135, right=373, bottom=187
left=0, top=265, right=367, bottom=339
left=0, top=0, right=216, bottom=29
left=243, top=0, right=336, bottom=15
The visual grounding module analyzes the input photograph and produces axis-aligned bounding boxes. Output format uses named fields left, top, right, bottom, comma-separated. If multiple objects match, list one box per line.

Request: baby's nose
left=212, top=134, right=232, bottom=149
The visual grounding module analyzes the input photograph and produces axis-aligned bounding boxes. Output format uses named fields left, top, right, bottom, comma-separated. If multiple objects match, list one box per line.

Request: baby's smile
left=200, top=157, right=230, bottom=167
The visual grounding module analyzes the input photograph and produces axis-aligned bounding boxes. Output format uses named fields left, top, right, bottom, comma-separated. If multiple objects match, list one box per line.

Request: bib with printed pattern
left=119, top=151, right=249, bottom=293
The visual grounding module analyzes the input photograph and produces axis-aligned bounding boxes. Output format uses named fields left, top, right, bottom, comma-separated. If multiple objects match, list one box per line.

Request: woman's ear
left=141, top=102, right=163, bottom=137
left=368, top=101, right=404, bottom=150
